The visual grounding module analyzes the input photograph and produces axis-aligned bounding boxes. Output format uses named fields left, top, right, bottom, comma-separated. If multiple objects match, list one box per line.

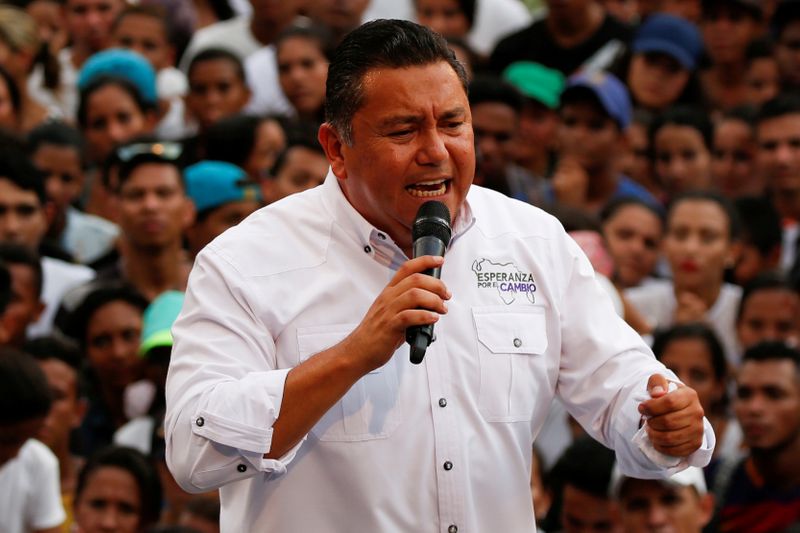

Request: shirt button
left=448, top=525, right=458, bottom=533
left=237, top=464, right=247, bottom=473
left=513, top=337, right=522, bottom=348
left=364, top=245, right=372, bottom=253
left=195, top=417, right=204, bottom=427
left=438, top=398, right=447, bottom=408
left=443, top=461, right=453, bottom=471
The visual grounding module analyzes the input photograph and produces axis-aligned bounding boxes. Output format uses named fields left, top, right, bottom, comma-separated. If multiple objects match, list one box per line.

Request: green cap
left=502, top=61, right=566, bottom=110
left=139, top=291, right=185, bottom=356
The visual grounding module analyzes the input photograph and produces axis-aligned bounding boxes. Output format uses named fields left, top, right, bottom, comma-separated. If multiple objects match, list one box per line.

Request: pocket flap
left=472, top=306, right=548, bottom=355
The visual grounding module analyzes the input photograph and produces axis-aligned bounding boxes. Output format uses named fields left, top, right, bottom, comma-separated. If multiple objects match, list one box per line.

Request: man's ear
left=318, top=123, right=347, bottom=180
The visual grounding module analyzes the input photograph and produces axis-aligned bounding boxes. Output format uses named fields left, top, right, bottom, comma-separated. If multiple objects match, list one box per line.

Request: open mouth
left=405, top=179, right=449, bottom=198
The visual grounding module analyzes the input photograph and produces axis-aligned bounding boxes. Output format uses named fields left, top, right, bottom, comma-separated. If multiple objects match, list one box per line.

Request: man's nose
left=416, top=129, right=448, bottom=165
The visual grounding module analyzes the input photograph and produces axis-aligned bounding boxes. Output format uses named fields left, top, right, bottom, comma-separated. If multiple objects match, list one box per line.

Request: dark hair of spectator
left=0, top=64, right=20, bottom=120
left=325, top=19, right=467, bottom=145
left=184, top=497, right=221, bottom=524
left=188, top=47, right=246, bottom=83
left=741, top=340, right=800, bottom=370
left=756, top=93, right=800, bottom=125
left=702, top=0, right=763, bottom=22
left=0, top=346, right=52, bottom=425
left=414, top=0, right=476, bottom=28
left=27, top=121, right=87, bottom=169
left=468, top=75, right=524, bottom=113
left=24, top=336, right=82, bottom=371
left=0, top=261, right=10, bottom=315
left=0, top=243, right=43, bottom=299
left=721, top=104, right=758, bottom=128
left=0, top=143, right=47, bottom=205
left=77, top=75, right=156, bottom=130
left=652, top=322, right=728, bottom=381
left=649, top=105, right=714, bottom=152
left=600, top=196, right=665, bottom=226
left=271, top=121, right=325, bottom=177
left=667, top=190, right=742, bottom=241
left=745, top=37, right=775, bottom=63
left=76, top=446, right=163, bottom=529
left=734, top=196, right=782, bottom=257
left=772, top=0, right=800, bottom=39
left=204, top=114, right=275, bottom=168
left=276, top=23, right=336, bottom=62
left=737, top=273, right=798, bottom=321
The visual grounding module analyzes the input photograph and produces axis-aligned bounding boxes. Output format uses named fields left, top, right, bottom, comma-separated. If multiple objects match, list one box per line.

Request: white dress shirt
left=166, top=172, right=714, bottom=532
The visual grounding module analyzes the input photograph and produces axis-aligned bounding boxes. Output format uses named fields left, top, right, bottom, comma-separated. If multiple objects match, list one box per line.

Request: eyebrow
left=378, top=107, right=468, bottom=129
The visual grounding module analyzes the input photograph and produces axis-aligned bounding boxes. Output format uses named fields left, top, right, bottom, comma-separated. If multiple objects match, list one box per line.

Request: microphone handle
left=407, top=235, right=446, bottom=364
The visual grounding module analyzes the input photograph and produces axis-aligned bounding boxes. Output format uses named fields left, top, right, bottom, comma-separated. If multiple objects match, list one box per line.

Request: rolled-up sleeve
left=165, top=246, right=304, bottom=493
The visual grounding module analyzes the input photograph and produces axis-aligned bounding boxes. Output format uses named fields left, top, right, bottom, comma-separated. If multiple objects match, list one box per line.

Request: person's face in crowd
left=416, top=0, right=471, bottom=38
left=617, top=480, right=712, bottom=533
left=735, top=358, right=800, bottom=451
left=64, top=0, right=124, bottom=53
left=472, top=101, right=517, bottom=183
left=558, top=101, right=621, bottom=174
left=737, top=288, right=800, bottom=349
left=74, top=466, right=143, bottom=533
left=0, top=417, right=44, bottom=466
left=0, top=178, right=48, bottom=248
left=31, top=143, right=85, bottom=215
left=701, top=5, right=761, bottom=66
left=246, top=119, right=285, bottom=182
left=546, top=0, right=594, bottom=23
left=757, top=113, right=800, bottom=220
left=3, top=263, right=44, bottom=347
left=659, top=337, right=724, bottom=414
left=619, top=121, right=653, bottom=188
left=711, top=118, right=759, bottom=198
left=37, top=358, right=86, bottom=453
left=187, top=199, right=262, bottom=255
left=776, top=20, right=800, bottom=89
left=0, top=76, right=17, bottom=131
left=654, top=124, right=712, bottom=197
left=303, top=0, right=369, bottom=34
left=514, top=100, right=559, bottom=169
left=26, top=0, right=68, bottom=54
left=664, top=199, right=734, bottom=293
left=187, top=59, right=251, bottom=131
left=744, top=57, right=780, bottom=108
left=277, top=35, right=329, bottom=118
left=271, top=146, right=329, bottom=202
left=82, top=83, right=156, bottom=165
left=734, top=244, right=778, bottom=288
left=627, top=52, right=690, bottom=112
left=319, top=61, right=474, bottom=254
left=602, top=204, right=662, bottom=288
left=118, top=162, right=194, bottom=250
left=561, top=484, right=620, bottom=533
left=112, top=13, right=175, bottom=72
left=85, top=300, right=143, bottom=391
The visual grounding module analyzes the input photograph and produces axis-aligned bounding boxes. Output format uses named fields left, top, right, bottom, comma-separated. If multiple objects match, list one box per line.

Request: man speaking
left=165, top=20, right=713, bottom=532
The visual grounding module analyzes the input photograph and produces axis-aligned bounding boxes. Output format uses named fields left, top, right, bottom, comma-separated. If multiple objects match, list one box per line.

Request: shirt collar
left=320, top=169, right=476, bottom=270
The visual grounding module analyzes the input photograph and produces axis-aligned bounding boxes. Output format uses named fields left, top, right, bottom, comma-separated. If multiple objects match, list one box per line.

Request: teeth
left=407, top=182, right=447, bottom=197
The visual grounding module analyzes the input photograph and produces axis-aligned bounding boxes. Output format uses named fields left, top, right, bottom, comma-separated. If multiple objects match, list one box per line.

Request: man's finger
left=390, top=255, right=445, bottom=286
left=646, top=373, right=671, bottom=398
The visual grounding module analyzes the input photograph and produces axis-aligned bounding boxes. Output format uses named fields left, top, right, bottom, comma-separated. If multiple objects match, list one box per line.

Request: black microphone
left=407, top=200, right=452, bottom=365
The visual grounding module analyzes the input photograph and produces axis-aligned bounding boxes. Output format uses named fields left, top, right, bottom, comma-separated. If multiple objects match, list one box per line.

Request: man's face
left=515, top=101, right=559, bottom=163
left=561, top=484, right=620, bottom=533
left=756, top=113, right=800, bottom=220
left=618, top=480, right=711, bottom=533
left=187, top=59, right=251, bottom=131
left=735, top=359, right=800, bottom=451
left=712, top=119, right=759, bottom=198
left=323, top=61, right=474, bottom=254
left=3, top=263, right=44, bottom=347
left=472, top=101, right=517, bottom=183
left=0, top=178, right=47, bottom=248
left=31, top=143, right=85, bottom=214
left=118, top=162, right=194, bottom=250
left=701, top=5, right=760, bottom=65
left=37, top=358, right=84, bottom=452
left=558, top=100, right=620, bottom=174
left=86, top=300, right=143, bottom=390
left=737, top=289, right=800, bottom=349
left=776, top=20, right=800, bottom=89
left=304, top=0, right=369, bottom=33
left=187, top=200, right=261, bottom=255
left=272, top=146, right=329, bottom=202
left=112, top=13, right=174, bottom=71
left=64, top=0, right=124, bottom=52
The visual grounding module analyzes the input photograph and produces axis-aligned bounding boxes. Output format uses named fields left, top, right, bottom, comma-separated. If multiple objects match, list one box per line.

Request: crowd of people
left=0, top=0, right=798, bottom=531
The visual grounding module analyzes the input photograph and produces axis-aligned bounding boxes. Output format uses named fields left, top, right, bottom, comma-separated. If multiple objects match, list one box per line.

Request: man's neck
left=121, top=241, right=187, bottom=301
left=547, top=3, right=604, bottom=48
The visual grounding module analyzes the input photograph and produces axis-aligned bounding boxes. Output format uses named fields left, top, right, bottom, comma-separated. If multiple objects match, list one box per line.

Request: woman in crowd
left=276, top=25, right=332, bottom=128
left=711, top=107, right=762, bottom=199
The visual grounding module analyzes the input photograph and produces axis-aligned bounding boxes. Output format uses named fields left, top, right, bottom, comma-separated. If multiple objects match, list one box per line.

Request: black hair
left=0, top=261, right=10, bottom=315
left=745, top=37, right=775, bottom=63
left=599, top=196, right=665, bottom=226
left=734, top=196, right=782, bottom=257
left=204, top=114, right=280, bottom=169
left=24, top=335, right=82, bottom=371
left=0, top=243, right=43, bottom=299
left=0, top=346, right=52, bottom=425
left=468, top=75, right=524, bottom=113
left=0, top=143, right=47, bottom=205
left=76, top=446, right=163, bottom=529
left=276, top=23, right=336, bottom=62
left=755, top=93, right=800, bottom=125
left=27, top=121, right=86, bottom=169
left=77, top=75, right=156, bottom=130
left=721, top=104, right=758, bottom=128
left=649, top=105, right=714, bottom=152
left=667, top=190, right=742, bottom=241
left=0, top=64, right=21, bottom=117
left=741, top=340, right=800, bottom=369
left=772, top=0, right=800, bottom=40
left=701, top=0, right=763, bottom=22
left=737, top=273, right=799, bottom=321
left=414, top=0, right=476, bottom=28
left=188, top=47, right=246, bottom=83
left=652, top=322, right=728, bottom=381
left=325, top=19, right=467, bottom=145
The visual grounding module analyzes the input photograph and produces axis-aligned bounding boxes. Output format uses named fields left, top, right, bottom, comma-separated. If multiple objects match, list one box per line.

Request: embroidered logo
left=472, top=258, right=536, bottom=304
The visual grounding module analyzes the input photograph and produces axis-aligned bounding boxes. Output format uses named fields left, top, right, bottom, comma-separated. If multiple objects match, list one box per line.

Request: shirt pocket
left=296, top=323, right=403, bottom=441
left=472, top=305, right=549, bottom=422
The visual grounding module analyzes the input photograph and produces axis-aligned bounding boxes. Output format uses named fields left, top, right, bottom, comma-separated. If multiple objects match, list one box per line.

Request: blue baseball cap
left=561, top=71, right=632, bottom=129
left=184, top=160, right=262, bottom=213
left=78, top=49, right=158, bottom=105
left=140, top=291, right=184, bottom=356
left=633, top=13, right=703, bottom=70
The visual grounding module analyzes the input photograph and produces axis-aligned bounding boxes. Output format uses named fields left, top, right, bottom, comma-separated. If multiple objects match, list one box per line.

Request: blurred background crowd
left=0, top=0, right=799, bottom=531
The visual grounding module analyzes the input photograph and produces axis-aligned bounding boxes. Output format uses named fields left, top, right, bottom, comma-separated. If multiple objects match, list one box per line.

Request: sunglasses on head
left=116, top=142, right=183, bottom=162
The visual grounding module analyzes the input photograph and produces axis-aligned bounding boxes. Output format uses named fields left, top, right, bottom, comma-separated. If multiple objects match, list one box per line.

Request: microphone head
left=412, top=200, right=452, bottom=245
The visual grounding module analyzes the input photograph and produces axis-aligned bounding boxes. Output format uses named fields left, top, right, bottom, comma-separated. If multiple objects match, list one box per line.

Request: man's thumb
left=647, top=373, right=669, bottom=397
